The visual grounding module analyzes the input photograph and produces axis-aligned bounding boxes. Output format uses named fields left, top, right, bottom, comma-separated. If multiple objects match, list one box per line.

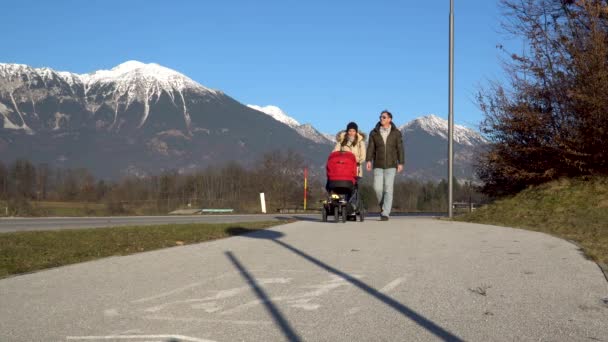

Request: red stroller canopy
left=326, top=151, right=357, bottom=184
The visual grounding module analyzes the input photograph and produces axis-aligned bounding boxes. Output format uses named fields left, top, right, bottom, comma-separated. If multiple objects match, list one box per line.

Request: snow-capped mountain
left=0, top=61, right=329, bottom=178
left=0, top=61, right=486, bottom=181
left=0, top=60, right=213, bottom=95
left=0, top=61, right=224, bottom=133
left=294, top=123, right=333, bottom=144
left=82, top=61, right=206, bottom=92
left=247, top=104, right=333, bottom=145
left=81, top=61, right=221, bottom=130
left=399, top=114, right=488, bottom=181
left=247, top=105, right=300, bottom=128
left=400, top=114, right=486, bottom=146
left=322, top=132, right=334, bottom=142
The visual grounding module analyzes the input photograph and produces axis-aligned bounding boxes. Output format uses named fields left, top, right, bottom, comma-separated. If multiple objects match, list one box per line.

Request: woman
left=333, top=121, right=366, bottom=177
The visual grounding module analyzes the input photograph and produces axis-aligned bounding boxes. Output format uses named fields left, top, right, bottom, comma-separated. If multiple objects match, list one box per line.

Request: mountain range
left=0, top=61, right=486, bottom=181
left=247, top=106, right=486, bottom=181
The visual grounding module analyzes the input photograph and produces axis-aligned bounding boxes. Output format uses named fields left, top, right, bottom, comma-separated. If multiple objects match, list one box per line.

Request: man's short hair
left=380, top=110, right=393, bottom=119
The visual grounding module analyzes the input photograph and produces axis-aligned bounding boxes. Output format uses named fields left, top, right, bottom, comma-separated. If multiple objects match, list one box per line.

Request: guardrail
left=201, top=209, right=234, bottom=213
left=453, top=202, right=478, bottom=213
left=276, top=208, right=322, bottom=214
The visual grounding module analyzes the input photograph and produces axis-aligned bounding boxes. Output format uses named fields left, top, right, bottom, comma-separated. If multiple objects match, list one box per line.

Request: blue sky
left=1, top=0, right=519, bottom=134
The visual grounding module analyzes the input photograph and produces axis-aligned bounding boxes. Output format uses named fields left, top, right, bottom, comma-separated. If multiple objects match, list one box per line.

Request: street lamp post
left=448, top=0, right=454, bottom=218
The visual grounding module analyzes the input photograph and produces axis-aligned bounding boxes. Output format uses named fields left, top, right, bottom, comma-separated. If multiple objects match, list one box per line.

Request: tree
left=36, top=163, right=51, bottom=201
left=57, top=169, right=79, bottom=200
left=477, top=0, right=608, bottom=196
left=0, top=161, right=7, bottom=200
left=158, top=170, right=178, bottom=211
left=10, top=159, right=36, bottom=199
left=256, top=150, right=305, bottom=210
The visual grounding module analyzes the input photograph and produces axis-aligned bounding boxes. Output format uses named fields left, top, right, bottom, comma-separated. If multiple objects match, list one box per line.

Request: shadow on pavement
left=273, top=215, right=319, bottom=222
left=273, top=212, right=446, bottom=223
left=225, top=250, right=302, bottom=342
left=227, top=228, right=463, bottom=342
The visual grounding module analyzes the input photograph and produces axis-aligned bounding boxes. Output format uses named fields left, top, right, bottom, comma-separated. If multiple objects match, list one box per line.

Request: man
left=365, top=110, right=404, bottom=221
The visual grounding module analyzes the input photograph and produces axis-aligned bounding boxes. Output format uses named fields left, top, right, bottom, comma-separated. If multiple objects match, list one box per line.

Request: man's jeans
left=373, top=168, right=396, bottom=216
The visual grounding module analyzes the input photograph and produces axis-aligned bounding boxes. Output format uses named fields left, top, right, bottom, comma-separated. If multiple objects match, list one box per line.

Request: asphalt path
left=1, top=217, right=606, bottom=341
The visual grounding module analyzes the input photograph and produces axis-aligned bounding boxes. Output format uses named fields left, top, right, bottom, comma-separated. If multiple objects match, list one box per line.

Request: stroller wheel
left=322, top=207, right=328, bottom=222
left=341, top=206, right=347, bottom=223
left=334, top=206, right=339, bottom=223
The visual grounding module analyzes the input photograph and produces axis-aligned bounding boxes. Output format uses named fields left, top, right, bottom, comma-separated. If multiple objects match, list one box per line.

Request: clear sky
left=1, top=0, right=519, bottom=134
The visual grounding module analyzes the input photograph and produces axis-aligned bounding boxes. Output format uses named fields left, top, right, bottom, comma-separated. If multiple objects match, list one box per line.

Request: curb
left=598, top=262, right=608, bottom=283
left=566, top=239, right=608, bottom=284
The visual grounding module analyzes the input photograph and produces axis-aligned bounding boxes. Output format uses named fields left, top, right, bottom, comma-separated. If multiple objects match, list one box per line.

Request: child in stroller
left=321, top=150, right=365, bottom=222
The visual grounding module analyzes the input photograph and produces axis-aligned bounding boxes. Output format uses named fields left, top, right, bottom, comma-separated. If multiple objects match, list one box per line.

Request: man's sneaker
left=380, top=215, right=389, bottom=221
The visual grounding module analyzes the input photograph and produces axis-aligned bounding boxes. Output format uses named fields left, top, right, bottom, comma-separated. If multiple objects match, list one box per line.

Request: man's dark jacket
left=366, top=122, right=405, bottom=169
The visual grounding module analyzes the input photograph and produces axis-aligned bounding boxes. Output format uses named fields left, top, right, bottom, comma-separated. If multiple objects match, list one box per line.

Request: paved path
left=0, top=217, right=606, bottom=341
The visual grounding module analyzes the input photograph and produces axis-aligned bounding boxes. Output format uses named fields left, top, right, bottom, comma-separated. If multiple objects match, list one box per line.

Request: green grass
left=0, top=221, right=286, bottom=278
left=32, top=201, right=107, bottom=216
left=456, top=176, right=608, bottom=268
left=0, top=200, right=110, bottom=217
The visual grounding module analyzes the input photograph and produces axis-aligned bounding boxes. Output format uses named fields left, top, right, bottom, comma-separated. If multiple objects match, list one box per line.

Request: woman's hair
left=341, top=130, right=359, bottom=146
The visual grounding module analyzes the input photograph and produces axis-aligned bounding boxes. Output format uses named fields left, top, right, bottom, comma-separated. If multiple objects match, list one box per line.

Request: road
left=0, top=214, right=320, bottom=233
left=1, top=217, right=606, bottom=341
left=0, top=212, right=442, bottom=233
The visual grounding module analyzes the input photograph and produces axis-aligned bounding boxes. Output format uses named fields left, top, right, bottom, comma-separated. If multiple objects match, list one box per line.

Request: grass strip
left=0, top=221, right=286, bottom=278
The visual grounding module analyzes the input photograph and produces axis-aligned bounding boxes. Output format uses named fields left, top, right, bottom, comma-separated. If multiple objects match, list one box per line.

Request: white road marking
left=220, top=274, right=357, bottom=315
left=379, top=277, right=406, bottom=293
left=346, top=307, right=362, bottom=315
left=131, top=273, right=241, bottom=304
left=191, top=302, right=222, bottom=313
left=103, top=309, right=119, bottom=317
left=143, top=278, right=291, bottom=313
left=131, top=282, right=204, bottom=303
left=288, top=300, right=320, bottom=311
left=66, top=334, right=215, bottom=342
left=217, top=299, right=264, bottom=315
left=143, top=315, right=272, bottom=325
left=143, top=315, right=317, bottom=327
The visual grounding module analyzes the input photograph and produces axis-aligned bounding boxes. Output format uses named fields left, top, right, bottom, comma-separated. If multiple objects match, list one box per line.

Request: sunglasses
left=380, top=116, right=389, bottom=119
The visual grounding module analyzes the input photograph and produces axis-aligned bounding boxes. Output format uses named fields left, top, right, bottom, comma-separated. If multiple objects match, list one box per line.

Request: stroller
left=321, top=150, right=365, bottom=223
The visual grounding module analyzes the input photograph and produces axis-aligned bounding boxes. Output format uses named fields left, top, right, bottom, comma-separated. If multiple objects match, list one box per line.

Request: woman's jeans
left=373, top=168, right=396, bottom=216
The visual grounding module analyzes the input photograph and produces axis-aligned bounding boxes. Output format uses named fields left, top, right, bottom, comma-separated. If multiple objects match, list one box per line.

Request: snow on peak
left=247, top=104, right=332, bottom=144
left=86, top=61, right=175, bottom=81
left=247, top=104, right=300, bottom=128
left=294, top=123, right=332, bottom=144
left=0, top=61, right=217, bottom=95
left=111, top=60, right=149, bottom=72
left=0, top=63, right=33, bottom=75
left=81, top=60, right=214, bottom=93
left=0, top=64, right=83, bottom=94
left=401, top=114, right=487, bottom=146
left=405, top=114, right=449, bottom=136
